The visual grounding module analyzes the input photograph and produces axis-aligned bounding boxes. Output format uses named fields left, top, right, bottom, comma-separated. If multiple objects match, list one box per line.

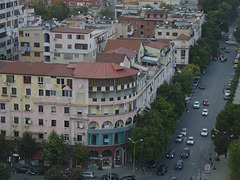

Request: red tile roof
left=51, top=27, right=93, bottom=34
left=104, top=39, right=142, bottom=53
left=73, top=62, right=138, bottom=79
left=96, top=53, right=126, bottom=65
left=104, top=47, right=137, bottom=58
left=145, top=39, right=170, bottom=49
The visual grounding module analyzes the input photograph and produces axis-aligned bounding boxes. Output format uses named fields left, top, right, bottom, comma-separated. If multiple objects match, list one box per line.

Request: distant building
left=51, top=0, right=105, bottom=8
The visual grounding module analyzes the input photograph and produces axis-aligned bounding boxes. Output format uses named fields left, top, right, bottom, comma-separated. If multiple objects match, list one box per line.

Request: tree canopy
left=0, top=163, right=10, bottom=180
left=0, top=134, right=10, bottom=162
left=71, top=6, right=88, bottom=15
left=42, top=131, right=68, bottom=167
left=47, top=1, right=70, bottom=21
left=30, top=0, right=48, bottom=20
left=73, top=145, right=91, bottom=165
left=98, top=8, right=111, bottom=18
left=228, top=138, right=240, bottom=180
left=44, top=167, right=65, bottom=180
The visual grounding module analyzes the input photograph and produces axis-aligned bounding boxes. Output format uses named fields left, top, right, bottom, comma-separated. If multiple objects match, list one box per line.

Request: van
left=234, top=59, right=238, bottom=64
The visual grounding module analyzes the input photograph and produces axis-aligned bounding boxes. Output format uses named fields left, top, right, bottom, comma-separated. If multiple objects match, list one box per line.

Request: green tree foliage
left=18, top=132, right=38, bottom=165
left=73, top=145, right=91, bottom=165
left=128, top=97, right=177, bottom=162
left=47, top=1, right=70, bottom=21
left=143, top=4, right=153, bottom=9
left=42, top=131, right=68, bottom=167
left=0, top=134, right=10, bottom=161
left=98, top=8, right=111, bottom=18
left=228, top=139, right=240, bottom=180
left=70, top=168, right=84, bottom=180
left=71, top=7, right=88, bottom=15
left=44, top=167, right=65, bottom=180
left=0, top=163, right=10, bottom=180
left=159, top=2, right=174, bottom=10
left=30, top=0, right=48, bottom=20
left=234, top=25, right=240, bottom=43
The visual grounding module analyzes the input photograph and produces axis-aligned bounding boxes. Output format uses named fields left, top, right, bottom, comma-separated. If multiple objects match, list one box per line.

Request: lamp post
left=190, top=163, right=200, bottom=180
left=128, top=138, right=143, bottom=176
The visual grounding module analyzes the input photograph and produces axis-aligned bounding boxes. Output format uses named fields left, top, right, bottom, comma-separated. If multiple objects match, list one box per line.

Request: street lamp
left=190, top=162, right=200, bottom=180
left=128, top=138, right=143, bottom=176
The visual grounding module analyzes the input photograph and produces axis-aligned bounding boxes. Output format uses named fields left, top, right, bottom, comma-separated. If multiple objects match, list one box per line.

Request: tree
left=73, top=145, right=91, bottom=166
left=70, top=168, right=84, bottom=180
left=98, top=8, right=111, bottom=18
left=0, top=163, right=10, bottom=180
left=18, top=132, right=38, bottom=165
left=42, top=131, right=68, bottom=167
left=143, top=4, right=153, bottom=9
left=228, top=139, right=240, bottom=180
left=172, top=70, right=193, bottom=95
left=47, top=1, right=70, bottom=21
left=0, top=134, right=10, bottom=162
left=30, top=0, right=48, bottom=20
left=44, top=167, right=65, bottom=180
left=71, top=6, right=88, bottom=15
left=159, top=2, right=174, bottom=10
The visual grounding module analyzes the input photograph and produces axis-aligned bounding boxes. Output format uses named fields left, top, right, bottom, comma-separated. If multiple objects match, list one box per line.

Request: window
left=104, top=108, right=108, bottom=115
left=23, top=76, right=31, bottom=84
left=166, top=32, right=170, bottom=36
left=14, top=104, right=18, bottom=111
left=25, top=104, right=31, bottom=111
left=11, top=88, right=17, bottom=96
left=181, top=50, right=186, bottom=57
left=117, top=97, right=121, bottom=100
left=25, top=118, right=31, bottom=124
left=39, top=134, right=43, bottom=139
left=121, top=85, right=124, bottom=89
left=158, top=32, right=162, bottom=36
left=54, top=53, right=60, bottom=57
left=38, top=77, right=43, bottom=84
left=91, top=108, right=96, bottom=115
left=67, top=34, right=72, bottom=39
left=77, top=135, right=82, bottom=141
left=141, top=25, right=144, bottom=28
left=26, top=88, right=31, bottom=95
left=14, top=131, right=19, bottom=137
left=39, top=119, right=43, bottom=125
left=74, top=54, right=79, bottom=58
left=57, top=78, right=64, bottom=85
left=34, top=43, right=40, bottom=48
left=175, top=50, right=177, bottom=54
left=101, top=98, right=105, bottom=102
left=55, top=34, right=62, bottom=39
left=62, top=90, right=72, bottom=97
left=39, top=89, right=44, bottom=96
left=173, top=32, right=178, bottom=36
left=75, top=44, right=88, bottom=50
left=1, top=131, right=6, bottom=136
left=147, top=28, right=150, bottom=32
left=46, top=90, right=56, bottom=96
left=64, top=121, right=69, bottom=127
left=64, top=134, right=69, bottom=141
left=76, top=35, right=85, bottom=39
left=1, top=116, right=5, bottom=123
left=97, top=87, right=101, bottom=91
left=51, top=120, right=56, bottom=126
left=68, top=44, right=72, bottom=49
left=103, top=134, right=109, bottom=145
left=90, top=134, right=97, bottom=145
left=51, top=107, right=56, bottom=113
left=141, top=31, right=143, bottom=36
left=34, top=33, right=40, bottom=38
left=7, top=75, right=14, bottom=82
left=109, top=98, right=113, bottom=101
left=34, top=52, right=40, bottom=57
left=55, top=44, right=62, bottom=49
left=38, top=105, right=43, bottom=112
left=2, top=87, right=7, bottom=95
left=25, top=33, right=29, bottom=37
left=67, top=79, right=72, bottom=89
left=92, top=98, right=97, bottom=102
left=0, top=103, right=5, bottom=110
left=14, top=117, right=19, bottom=124
left=64, top=107, right=69, bottom=114
left=77, top=108, right=82, bottom=115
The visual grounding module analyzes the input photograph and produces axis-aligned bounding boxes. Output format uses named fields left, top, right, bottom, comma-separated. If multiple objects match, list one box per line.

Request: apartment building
left=51, top=0, right=105, bottom=8
left=0, top=0, right=24, bottom=61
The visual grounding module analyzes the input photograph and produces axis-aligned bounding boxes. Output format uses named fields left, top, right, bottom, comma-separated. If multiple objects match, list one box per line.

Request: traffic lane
left=10, top=173, right=44, bottom=180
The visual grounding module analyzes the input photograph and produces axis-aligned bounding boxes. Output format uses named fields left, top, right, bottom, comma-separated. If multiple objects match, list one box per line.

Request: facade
left=51, top=0, right=105, bottom=8
left=0, top=0, right=24, bottom=61
left=22, top=2, right=42, bottom=26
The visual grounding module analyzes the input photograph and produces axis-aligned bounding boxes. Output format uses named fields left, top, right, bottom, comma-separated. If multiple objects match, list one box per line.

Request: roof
left=104, top=47, right=137, bottom=58
left=51, top=27, right=93, bottom=34
left=175, top=33, right=190, bottom=40
left=73, top=62, right=139, bottom=79
left=96, top=53, right=126, bottom=65
left=104, top=39, right=142, bottom=54
left=145, top=39, right=170, bottom=50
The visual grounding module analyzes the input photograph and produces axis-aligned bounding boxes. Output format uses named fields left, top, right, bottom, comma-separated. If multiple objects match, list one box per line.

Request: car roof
left=203, top=109, right=208, bottom=111
left=188, top=137, right=194, bottom=139
left=202, top=128, right=207, bottom=130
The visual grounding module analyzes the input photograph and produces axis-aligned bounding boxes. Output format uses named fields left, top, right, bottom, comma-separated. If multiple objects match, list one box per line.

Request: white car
left=201, top=128, right=208, bottom=136
left=202, top=109, right=208, bottom=116
left=226, top=41, right=238, bottom=45
left=193, top=101, right=200, bottom=109
left=187, top=137, right=194, bottom=145
left=83, top=171, right=95, bottom=179
left=180, top=128, right=188, bottom=136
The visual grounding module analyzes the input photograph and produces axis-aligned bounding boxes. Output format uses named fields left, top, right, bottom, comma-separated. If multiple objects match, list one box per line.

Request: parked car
left=193, top=101, right=200, bottom=109
left=203, top=99, right=209, bottom=106
left=187, top=137, right=195, bottom=145
left=122, top=175, right=136, bottom=180
left=64, top=169, right=72, bottom=178
left=166, top=149, right=175, bottom=158
left=147, top=160, right=158, bottom=168
left=13, top=167, right=29, bottom=174
left=225, top=48, right=230, bottom=53
left=156, top=164, right=168, bottom=175
left=35, top=168, right=48, bottom=175
left=202, top=109, right=208, bottom=116
left=26, top=168, right=37, bottom=175
left=181, top=148, right=190, bottom=158
left=102, top=173, right=119, bottom=180
left=175, top=160, right=183, bottom=169
left=201, top=128, right=208, bottom=137
left=83, top=171, right=95, bottom=179
left=199, top=84, right=206, bottom=90
left=175, top=134, right=183, bottom=143
left=180, top=128, right=188, bottom=136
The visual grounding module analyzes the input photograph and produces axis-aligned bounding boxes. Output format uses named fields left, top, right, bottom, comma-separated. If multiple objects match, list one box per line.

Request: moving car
left=175, top=134, right=183, bottom=143
left=181, top=148, right=190, bottom=158
left=226, top=40, right=238, bottom=45
left=13, top=167, right=29, bottom=174
left=175, top=160, right=183, bottom=169
left=26, top=169, right=37, bottom=176
left=203, top=99, right=209, bottom=106
left=199, top=84, right=206, bottom=90
left=202, top=109, right=208, bottom=116
left=102, top=173, right=119, bottom=180
left=225, top=48, right=230, bottom=53
left=201, top=128, right=208, bottom=136
left=180, top=128, right=188, bottom=136
left=166, top=149, right=175, bottom=158
left=122, top=176, right=136, bottom=180
left=187, top=137, right=194, bottom=145
left=147, top=160, right=158, bottom=168
left=83, top=171, right=95, bottom=179
left=193, top=101, right=200, bottom=109
left=156, top=164, right=168, bottom=175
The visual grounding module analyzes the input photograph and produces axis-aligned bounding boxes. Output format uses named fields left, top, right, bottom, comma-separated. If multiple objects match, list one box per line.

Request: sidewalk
left=201, top=155, right=230, bottom=180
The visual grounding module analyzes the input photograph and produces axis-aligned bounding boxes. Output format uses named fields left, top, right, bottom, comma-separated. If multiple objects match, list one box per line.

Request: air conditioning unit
left=39, top=84, right=43, bottom=87
left=1, top=109, right=6, bottom=113
left=6, top=82, right=10, bottom=86
left=28, top=107, right=31, bottom=111
left=25, top=95, right=29, bottom=98
left=28, top=119, right=31, bottom=124
left=78, top=122, right=83, bottom=129
left=12, top=124, right=17, bottom=127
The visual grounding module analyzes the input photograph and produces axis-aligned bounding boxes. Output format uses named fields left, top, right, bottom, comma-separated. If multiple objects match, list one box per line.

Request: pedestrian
left=225, top=153, right=227, bottom=159
left=142, top=167, right=145, bottom=175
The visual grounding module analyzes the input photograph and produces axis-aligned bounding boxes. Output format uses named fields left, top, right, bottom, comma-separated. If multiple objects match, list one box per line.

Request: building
left=0, top=0, right=24, bottom=61
left=51, top=0, right=105, bottom=8
left=22, top=2, right=42, bottom=26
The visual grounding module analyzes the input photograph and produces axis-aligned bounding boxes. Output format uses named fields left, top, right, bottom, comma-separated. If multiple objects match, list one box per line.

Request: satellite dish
left=79, top=122, right=83, bottom=129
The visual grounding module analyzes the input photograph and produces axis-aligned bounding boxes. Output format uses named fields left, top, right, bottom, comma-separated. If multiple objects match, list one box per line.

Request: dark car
left=156, top=164, right=168, bottom=175
left=203, top=99, right=209, bottom=106
left=199, top=84, right=206, bottom=90
left=166, top=149, right=175, bottom=158
left=122, top=175, right=136, bottom=180
left=175, top=160, right=183, bottom=169
left=147, top=160, right=158, bottom=168
left=13, top=167, right=29, bottom=174
left=181, top=148, right=190, bottom=158
left=26, top=168, right=37, bottom=175
left=175, top=134, right=183, bottom=143
left=225, top=48, right=230, bottom=53
left=35, top=168, right=48, bottom=175
left=102, top=173, right=119, bottom=180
